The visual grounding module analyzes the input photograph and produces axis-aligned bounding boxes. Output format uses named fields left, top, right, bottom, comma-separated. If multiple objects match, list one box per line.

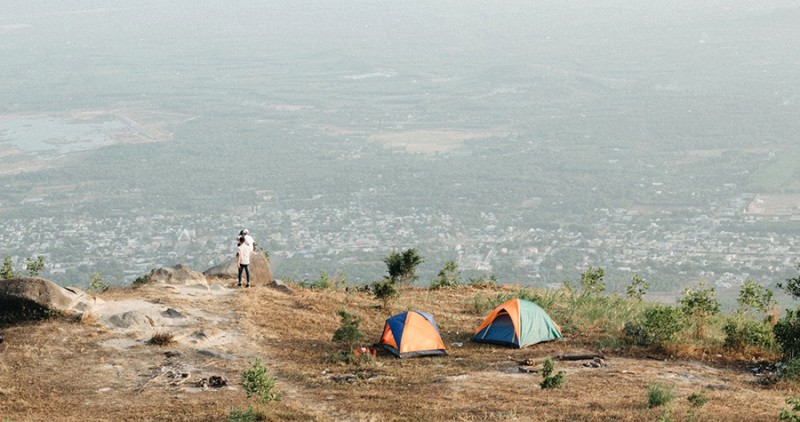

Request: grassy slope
left=0, top=282, right=792, bottom=421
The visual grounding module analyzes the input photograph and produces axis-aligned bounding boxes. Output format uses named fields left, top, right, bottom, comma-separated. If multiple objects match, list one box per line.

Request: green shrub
left=775, top=306, right=800, bottom=359
left=24, top=256, right=45, bottom=277
left=241, top=358, right=281, bottom=403
left=332, top=309, right=366, bottom=349
left=371, top=279, right=399, bottom=309
left=780, top=396, right=800, bottom=421
left=624, top=305, right=685, bottom=346
left=430, top=260, right=461, bottom=289
left=647, top=382, right=674, bottom=408
left=87, top=272, right=109, bottom=293
left=723, top=315, right=775, bottom=351
left=1, top=256, right=17, bottom=279
left=383, top=248, right=424, bottom=285
left=579, top=266, right=606, bottom=297
left=679, top=282, right=720, bottom=338
left=132, top=270, right=152, bottom=287
left=540, top=358, right=565, bottom=389
left=779, top=359, right=800, bottom=382
left=626, top=273, right=649, bottom=301
left=737, top=278, right=776, bottom=316
left=229, top=406, right=261, bottom=422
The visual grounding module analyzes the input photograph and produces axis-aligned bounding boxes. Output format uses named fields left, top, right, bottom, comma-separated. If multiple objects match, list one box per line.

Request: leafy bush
left=540, top=358, right=565, bottom=390
left=132, top=270, right=152, bottom=287
left=579, top=266, right=606, bottom=297
left=87, top=272, right=109, bottom=293
left=723, top=315, right=775, bottom=351
left=774, top=306, right=800, bottom=359
left=647, top=382, right=674, bottom=408
left=737, top=278, right=776, bottom=316
left=624, top=305, right=685, bottom=346
left=1, top=256, right=15, bottom=279
left=332, top=309, right=366, bottom=349
left=24, top=256, right=45, bottom=277
left=229, top=406, right=261, bottom=422
left=241, top=358, right=281, bottom=403
left=430, top=260, right=460, bottom=289
left=371, top=279, right=399, bottom=309
left=679, top=282, right=720, bottom=338
left=626, top=273, right=649, bottom=301
left=779, top=359, right=800, bottom=382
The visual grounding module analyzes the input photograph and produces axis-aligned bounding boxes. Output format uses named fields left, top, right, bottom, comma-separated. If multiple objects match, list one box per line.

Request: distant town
left=3, top=186, right=799, bottom=300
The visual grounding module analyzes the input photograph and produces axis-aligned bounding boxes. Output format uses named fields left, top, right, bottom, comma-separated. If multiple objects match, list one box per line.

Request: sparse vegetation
left=679, top=282, right=720, bottom=338
left=241, top=358, right=281, bottom=403
left=1, top=256, right=15, bottom=279
left=579, top=266, right=605, bottom=297
left=430, top=260, right=461, bottom=289
left=332, top=309, right=366, bottom=349
left=228, top=406, right=261, bottom=422
left=147, top=332, right=175, bottom=346
left=132, top=271, right=152, bottom=286
left=2, top=255, right=46, bottom=279
left=87, top=272, right=109, bottom=293
left=626, top=273, right=649, bottom=301
left=647, top=382, right=674, bottom=408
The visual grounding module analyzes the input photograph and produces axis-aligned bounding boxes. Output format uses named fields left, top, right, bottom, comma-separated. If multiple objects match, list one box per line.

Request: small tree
left=241, top=358, right=281, bottom=403
left=384, top=248, right=424, bottom=285
left=332, top=309, right=366, bottom=349
left=25, top=256, right=45, bottom=277
left=679, top=282, right=720, bottom=338
left=431, top=260, right=461, bottom=289
left=371, top=279, right=399, bottom=309
left=540, top=358, right=565, bottom=389
left=580, top=266, right=605, bottom=297
left=626, top=273, right=649, bottom=301
left=1, top=256, right=16, bottom=279
left=737, top=278, right=776, bottom=316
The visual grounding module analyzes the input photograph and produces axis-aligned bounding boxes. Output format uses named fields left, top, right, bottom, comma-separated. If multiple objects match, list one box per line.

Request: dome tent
left=379, top=310, right=447, bottom=358
left=473, top=298, right=561, bottom=348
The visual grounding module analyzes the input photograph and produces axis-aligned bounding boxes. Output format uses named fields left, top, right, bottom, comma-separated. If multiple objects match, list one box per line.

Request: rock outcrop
left=0, top=277, right=101, bottom=323
left=147, top=264, right=209, bottom=290
left=203, top=251, right=273, bottom=286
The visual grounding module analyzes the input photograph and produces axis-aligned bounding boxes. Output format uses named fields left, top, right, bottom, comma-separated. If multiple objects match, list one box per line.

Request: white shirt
left=238, top=243, right=252, bottom=265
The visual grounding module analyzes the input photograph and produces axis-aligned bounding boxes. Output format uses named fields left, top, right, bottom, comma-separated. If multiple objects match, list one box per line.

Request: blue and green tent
left=473, top=298, right=562, bottom=348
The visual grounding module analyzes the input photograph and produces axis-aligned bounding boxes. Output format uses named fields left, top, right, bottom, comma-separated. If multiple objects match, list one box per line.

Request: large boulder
left=147, top=264, right=209, bottom=289
left=203, top=251, right=273, bottom=286
left=0, top=277, right=101, bottom=323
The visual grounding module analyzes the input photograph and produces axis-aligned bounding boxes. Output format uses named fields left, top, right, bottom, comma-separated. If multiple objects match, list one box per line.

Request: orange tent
left=379, top=311, right=447, bottom=358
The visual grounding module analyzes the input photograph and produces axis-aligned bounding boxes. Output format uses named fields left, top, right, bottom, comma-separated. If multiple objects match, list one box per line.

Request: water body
left=0, top=117, right=126, bottom=156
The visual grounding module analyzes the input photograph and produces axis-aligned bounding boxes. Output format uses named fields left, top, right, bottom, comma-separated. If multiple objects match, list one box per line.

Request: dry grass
left=0, top=282, right=793, bottom=421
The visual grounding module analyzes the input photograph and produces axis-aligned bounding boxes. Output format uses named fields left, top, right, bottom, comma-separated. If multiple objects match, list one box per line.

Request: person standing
left=236, top=236, right=252, bottom=288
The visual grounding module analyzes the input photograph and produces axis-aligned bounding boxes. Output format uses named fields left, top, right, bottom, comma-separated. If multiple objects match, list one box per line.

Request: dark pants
left=238, top=264, right=250, bottom=286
